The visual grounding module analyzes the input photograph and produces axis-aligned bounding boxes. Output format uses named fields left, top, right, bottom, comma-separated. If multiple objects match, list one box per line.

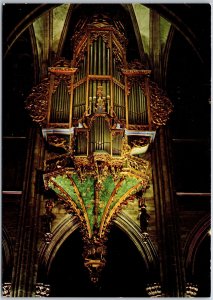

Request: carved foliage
left=90, top=31, right=110, bottom=48
left=25, top=78, right=49, bottom=126
left=140, top=80, right=173, bottom=128
left=2, top=283, right=11, bottom=297
left=52, top=75, right=72, bottom=95
left=35, top=283, right=50, bottom=297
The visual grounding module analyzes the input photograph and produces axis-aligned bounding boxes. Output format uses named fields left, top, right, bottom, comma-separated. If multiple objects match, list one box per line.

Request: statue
left=95, top=85, right=106, bottom=113
left=138, top=201, right=150, bottom=233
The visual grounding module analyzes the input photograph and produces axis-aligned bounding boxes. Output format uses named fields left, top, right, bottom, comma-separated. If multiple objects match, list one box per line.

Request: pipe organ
left=26, top=12, right=173, bottom=283
left=26, top=13, right=173, bottom=157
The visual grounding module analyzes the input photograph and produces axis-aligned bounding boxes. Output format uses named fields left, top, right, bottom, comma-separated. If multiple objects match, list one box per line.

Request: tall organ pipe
left=103, top=41, right=106, bottom=75
left=107, top=48, right=110, bottom=75
left=136, top=84, right=139, bottom=123
left=90, top=44, right=93, bottom=74
left=98, top=36, right=101, bottom=75
left=94, top=40, right=97, bottom=74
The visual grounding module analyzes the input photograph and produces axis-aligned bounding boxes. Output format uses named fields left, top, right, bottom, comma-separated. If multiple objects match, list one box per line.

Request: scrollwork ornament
left=90, top=31, right=110, bottom=47
left=146, top=282, right=163, bottom=297
left=2, top=283, right=11, bottom=297
left=140, top=80, right=173, bottom=129
left=25, top=78, right=50, bottom=126
left=35, top=283, right=51, bottom=297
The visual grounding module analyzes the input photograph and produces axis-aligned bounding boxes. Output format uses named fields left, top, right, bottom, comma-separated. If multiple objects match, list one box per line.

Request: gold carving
left=25, top=78, right=49, bottom=125
left=90, top=31, right=110, bottom=48
left=122, top=69, right=151, bottom=76
left=47, top=135, right=72, bottom=152
left=140, top=80, right=173, bottom=128
left=44, top=154, right=71, bottom=173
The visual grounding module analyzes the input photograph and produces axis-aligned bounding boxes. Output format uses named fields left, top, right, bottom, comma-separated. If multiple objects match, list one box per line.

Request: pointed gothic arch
left=38, top=211, right=160, bottom=284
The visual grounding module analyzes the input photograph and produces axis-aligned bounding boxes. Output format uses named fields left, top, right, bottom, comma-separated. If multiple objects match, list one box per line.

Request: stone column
left=11, top=127, right=44, bottom=297
left=152, top=126, right=185, bottom=296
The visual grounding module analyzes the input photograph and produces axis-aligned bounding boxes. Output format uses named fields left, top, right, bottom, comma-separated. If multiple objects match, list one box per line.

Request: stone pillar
left=152, top=127, right=185, bottom=296
left=11, top=127, right=44, bottom=297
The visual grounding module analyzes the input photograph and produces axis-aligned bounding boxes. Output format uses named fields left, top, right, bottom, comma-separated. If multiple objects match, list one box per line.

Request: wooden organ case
left=26, top=13, right=173, bottom=284
left=41, top=14, right=161, bottom=157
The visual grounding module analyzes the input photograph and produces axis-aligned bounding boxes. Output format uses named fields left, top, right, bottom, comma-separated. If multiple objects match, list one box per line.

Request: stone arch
left=114, top=212, right=160, bottom=278
left=184, top=214, right=210, bottom=277
left=38, top=211, right=159, bottom=283
left=2, top=227, right=14, bottom=280
left=38, top=215, right=80, bottom=276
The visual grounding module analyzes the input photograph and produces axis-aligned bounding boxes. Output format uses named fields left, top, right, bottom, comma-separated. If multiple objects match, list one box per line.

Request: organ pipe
left=98, top=37, right=101, bottom=75
left=107, top=47, right=110, bottom=75
left=103, top=41, right=106, bottom=75
left=50, top=80, right=70, bottom=123
left=67, top=20, right=152, bottom=129
left=145, top=76, right=151, bottom=129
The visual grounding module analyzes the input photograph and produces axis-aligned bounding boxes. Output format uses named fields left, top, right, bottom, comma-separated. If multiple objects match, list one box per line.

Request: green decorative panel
left=98, top=175, right=117, bottom=226
left=112, top=176, right=140, bottom=208
left=47, top=171, right=145, bottom=238
left=49, top=175, right=79, bottom=206
left=71, top=174, right=95, bottom=230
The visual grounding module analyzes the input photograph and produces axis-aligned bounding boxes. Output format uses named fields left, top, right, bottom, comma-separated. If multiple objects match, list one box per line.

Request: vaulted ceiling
left=3, top=3, right=210, bottom=64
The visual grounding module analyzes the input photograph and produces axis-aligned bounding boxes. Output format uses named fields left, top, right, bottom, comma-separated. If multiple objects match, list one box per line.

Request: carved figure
left=139, top=203, right=150, bottom=233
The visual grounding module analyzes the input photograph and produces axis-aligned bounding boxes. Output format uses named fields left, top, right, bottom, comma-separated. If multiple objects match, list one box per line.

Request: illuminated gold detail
left=25, top=78, right=49, bottom=125
left=25, top=12, right=174, bottom=283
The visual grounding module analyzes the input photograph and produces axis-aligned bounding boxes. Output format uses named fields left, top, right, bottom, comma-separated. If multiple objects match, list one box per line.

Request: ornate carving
left=185, top=283, right=198, bottom=297
left=44, top=153, right=150, bottom=282
left=128, top=124, right=149, bottom=130
left=112, top=31, right=128, bottom=58
left=35, top=283, right=50, bottom=297
left=25, top=78, right=49, bottom=126
left=129, top=137, right=150, bottom=156
left=25, top=11, right=175, bottom=286
left=46, top=124, right=70, bottom=129
left=49, top=59, right=75, bottom=95
left=146, top=282, right=163, bottom=297
left=51, top=58, right=71, bottom=68
left=47, top=135, right=72, bottom=152
left=126, top=76, right=144, bottom=96
left=141, top=80, right=173, bottom=128
left=41, top=199, right=55, bottom=244
left=90, top=31, right=110, bottom=48
left=44, top=154, right=72, bottom=173
left=44, top=232, right=53, bottom=244
left=83, top=236, right=107, bottom=283
left=130, top=137, right=150, bottom=148
left=2, top=283, right=11, bottom=297
left=52, top=76, right=72, bottom=95
left=112, top=43, right=124, bottom=67
left=49, top=67, right=77, bottom=76
left=122, top=69, right=151, bottom=77
left=75, top=37, right=88, bottom=66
